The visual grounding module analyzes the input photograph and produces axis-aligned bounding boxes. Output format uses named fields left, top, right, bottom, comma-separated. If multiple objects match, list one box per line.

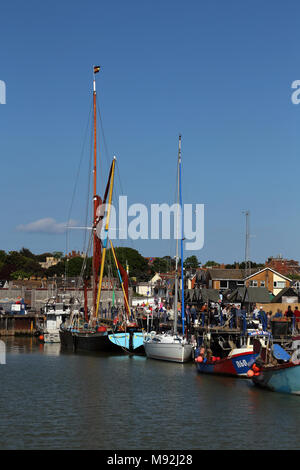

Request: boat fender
left=247, top=370, right=254, bottom=377
left=97, top=326, right=107, bottom=332
left=195, top=356, right=203, bottom=363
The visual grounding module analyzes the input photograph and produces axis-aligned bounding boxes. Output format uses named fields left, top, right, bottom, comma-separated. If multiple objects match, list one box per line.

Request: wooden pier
left=0, top=314, right=43, bottom=336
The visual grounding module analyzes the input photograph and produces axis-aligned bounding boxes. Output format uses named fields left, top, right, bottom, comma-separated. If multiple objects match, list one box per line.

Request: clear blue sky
left=1, top=0, right=299, bottom=264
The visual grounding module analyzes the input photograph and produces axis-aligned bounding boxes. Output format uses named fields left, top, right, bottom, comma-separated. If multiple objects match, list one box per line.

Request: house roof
left=246, top=287, right=272, bottom=303
left=207, top=268, right=259, bottom=281
left=201, top=288, right=221, bottom=303
left=227, top=287, right=271, bottom=303
left=244, top=267, right=292, bottom=282
left=180, top=288, right=220, bottom=303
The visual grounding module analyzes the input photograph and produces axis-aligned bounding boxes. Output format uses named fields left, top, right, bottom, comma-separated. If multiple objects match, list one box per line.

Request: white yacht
left=144, top=331, right=193, bottom=362
left=143, top=136, right=194, bottom=363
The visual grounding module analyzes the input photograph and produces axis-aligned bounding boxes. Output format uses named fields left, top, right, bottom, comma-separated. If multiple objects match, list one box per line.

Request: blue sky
left=1, top=0, right=300, bottom=264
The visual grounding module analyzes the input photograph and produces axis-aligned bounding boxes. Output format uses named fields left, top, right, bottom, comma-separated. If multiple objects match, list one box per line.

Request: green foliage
left=288, top=273, right=300, bottom=280
left=11, top=270, right=32, bottom=280
left=0, top=250, right=7, bottom=263
left=183, top=255, right=200, bottom=269
left=19, top=247, right=36, bottom=259
left=0, top=249, right=45, bottom=280
left=204, top=260, right=219, bottom=267
left=46, top=260, right=66, bottom=277
left=225, top=261, right=265, bottom=269
left=107, top=247, right=150, bottom=281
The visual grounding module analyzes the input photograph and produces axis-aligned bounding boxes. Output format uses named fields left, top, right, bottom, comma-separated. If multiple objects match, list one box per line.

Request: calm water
left=1, top=337, right=300, bottom=450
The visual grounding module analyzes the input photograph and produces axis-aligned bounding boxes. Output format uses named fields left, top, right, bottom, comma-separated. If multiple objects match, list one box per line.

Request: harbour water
left=1, top=337, right=300, bottom=450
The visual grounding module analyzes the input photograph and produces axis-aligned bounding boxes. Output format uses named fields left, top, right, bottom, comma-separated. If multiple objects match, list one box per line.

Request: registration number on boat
left=236, top=359, right=248, bottom=368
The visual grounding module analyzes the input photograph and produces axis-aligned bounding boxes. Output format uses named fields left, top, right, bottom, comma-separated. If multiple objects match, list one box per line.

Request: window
left=260, top=281, right=265, bottom=287
left=220, top=280, right=228, bottom=289
left=250, top=280, right=258, bottom=287
left=274, top=281, right=285, bottom=289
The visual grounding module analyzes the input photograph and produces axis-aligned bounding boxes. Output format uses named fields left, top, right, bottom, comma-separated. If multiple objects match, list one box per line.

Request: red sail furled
left=117, top=260, right=130, bottom=317
left=93, top=195, right=102, bottom=312
left=84, top=279, right=89, bottom=322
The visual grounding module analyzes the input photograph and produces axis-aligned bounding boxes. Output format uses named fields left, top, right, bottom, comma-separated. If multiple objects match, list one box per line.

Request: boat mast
left=92, top=66, right=100, bottom=317
left=173, top=136, right=181, bottom=335
left=95, top=157, right=117, bottom=318
left=178, top=135, right=185, bottom=337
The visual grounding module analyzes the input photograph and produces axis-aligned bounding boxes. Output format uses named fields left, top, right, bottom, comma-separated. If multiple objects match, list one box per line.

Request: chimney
left=235, top=262, right=239, bottom=269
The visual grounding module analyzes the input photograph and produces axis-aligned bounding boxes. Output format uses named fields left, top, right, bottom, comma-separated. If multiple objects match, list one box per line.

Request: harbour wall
left=0, top=287, right=131, bottom=313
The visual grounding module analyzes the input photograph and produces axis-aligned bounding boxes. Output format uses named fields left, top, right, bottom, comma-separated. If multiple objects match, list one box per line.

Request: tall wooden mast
left=92, top=66, right=100, bottom=316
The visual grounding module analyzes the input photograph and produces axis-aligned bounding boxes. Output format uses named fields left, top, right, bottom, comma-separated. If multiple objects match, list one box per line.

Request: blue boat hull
left=252, top=363, right=300, bottom=395
left=108, top=331, right=145, bottom=353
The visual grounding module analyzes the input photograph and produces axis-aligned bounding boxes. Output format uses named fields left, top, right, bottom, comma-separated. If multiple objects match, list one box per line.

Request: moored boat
left=195, top=330, right=270, bottom=378
left=60, top=66, right=130, bottom=353
left=144, top=331, right=193, bottom=362
left=60, top=325, right=121, bottom=352
left=108, top=326, right=145, bottom=354
left=249, top=336, right=300, bottom=395
left=143, top=135, right=194, bottom=363
left=40, top=297, right=73, bottom=344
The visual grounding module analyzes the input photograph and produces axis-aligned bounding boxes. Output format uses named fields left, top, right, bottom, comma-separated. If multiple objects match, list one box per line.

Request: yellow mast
left=95, top=157, right=116, bottom=318
left=109, top=239, right=130, bottom=318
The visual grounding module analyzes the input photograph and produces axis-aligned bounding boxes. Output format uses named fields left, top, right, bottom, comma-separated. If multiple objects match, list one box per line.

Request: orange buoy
left=97, top=326, right=107, bottom=332
left=196, top=356, right=203, bottom=363
left=39, top=335, right=44, bottom=341
left=247, top=370, right=254, bottom=377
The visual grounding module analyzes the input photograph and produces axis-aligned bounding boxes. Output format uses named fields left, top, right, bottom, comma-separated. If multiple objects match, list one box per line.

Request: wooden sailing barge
left=60, top=66, right=129, bottom=353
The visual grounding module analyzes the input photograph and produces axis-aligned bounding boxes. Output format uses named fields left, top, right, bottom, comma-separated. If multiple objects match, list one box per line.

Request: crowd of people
left=133, top=299, right=300, bottom=333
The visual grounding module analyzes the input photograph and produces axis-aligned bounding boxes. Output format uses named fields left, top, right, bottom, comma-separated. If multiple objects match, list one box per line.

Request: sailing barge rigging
left=60, top=66, right=131, bottom=352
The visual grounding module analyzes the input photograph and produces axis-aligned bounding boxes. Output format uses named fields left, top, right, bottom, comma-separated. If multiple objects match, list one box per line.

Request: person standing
left=285, top=306, right=294, bottom=319
left=293, top=306, right=300, bottom=330
left=258, top=306, right=268, bottom=331
left=191, top=305, right=197, bottom=324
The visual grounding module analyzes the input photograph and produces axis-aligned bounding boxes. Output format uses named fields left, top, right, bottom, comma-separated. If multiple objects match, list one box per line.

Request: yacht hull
left=144, top=341, right=193, bottom=363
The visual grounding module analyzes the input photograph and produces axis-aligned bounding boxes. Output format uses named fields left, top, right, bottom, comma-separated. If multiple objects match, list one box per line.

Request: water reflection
left=1, top=338, right=300, bottom=450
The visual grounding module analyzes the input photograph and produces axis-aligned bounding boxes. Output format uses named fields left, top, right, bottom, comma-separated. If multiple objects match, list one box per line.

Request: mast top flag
left=94, top=65, right=101, bottom=74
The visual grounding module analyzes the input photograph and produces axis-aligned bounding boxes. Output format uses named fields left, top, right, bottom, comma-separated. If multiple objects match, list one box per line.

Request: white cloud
left=16, top=218, right=78, bottom=234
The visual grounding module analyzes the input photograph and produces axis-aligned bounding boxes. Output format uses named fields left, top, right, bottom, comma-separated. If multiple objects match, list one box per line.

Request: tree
left=19, top=247, right=36, bottom=260
left=183, top=255, right=200, bottom=269
left=204, top=260, right=219, bottom=267
left=108, top=247, right=150, bottom=281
